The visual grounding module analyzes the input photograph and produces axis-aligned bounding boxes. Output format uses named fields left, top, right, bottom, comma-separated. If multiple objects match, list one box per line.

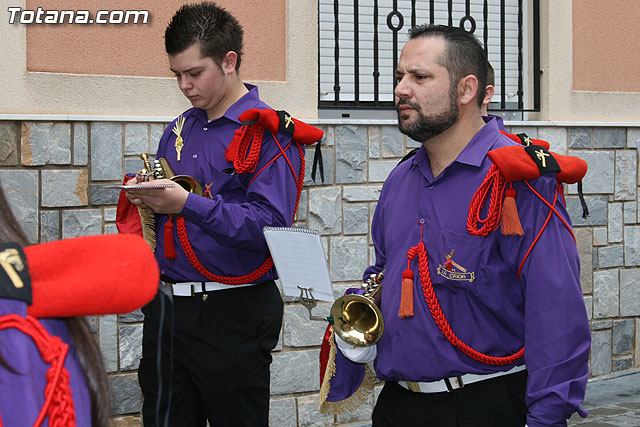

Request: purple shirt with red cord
left=329, top=118, right=590, bottom=426
left=0, top=299, right=91, bottom=426
left=153, top=84, right=302, bottom=282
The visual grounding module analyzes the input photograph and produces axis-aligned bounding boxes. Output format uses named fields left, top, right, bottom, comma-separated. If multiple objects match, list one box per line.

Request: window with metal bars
left=318, top=0, right=540, bottom=114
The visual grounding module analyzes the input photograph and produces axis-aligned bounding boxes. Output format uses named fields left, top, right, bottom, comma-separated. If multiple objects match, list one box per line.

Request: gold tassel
left=138, top=207, right=156, bottom=251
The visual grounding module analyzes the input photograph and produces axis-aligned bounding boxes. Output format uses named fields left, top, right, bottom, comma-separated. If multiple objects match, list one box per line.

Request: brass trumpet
left=139, top=153, right=203, bottom=196
left=330, top=272, right=384, bottom=347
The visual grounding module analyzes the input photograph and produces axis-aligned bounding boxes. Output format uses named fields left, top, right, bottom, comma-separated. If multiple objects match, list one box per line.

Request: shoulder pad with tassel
left=469, top=132, right=589, bottom=237
left=226, top=108, right=326, bottom=182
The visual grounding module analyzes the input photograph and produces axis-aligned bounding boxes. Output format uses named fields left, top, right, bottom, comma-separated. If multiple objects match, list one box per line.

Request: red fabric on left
left=319, top=324, right=333, bottom=385
left=25, top=234, right=159, bottom=318
left=116, top=175, right=143, bottom=236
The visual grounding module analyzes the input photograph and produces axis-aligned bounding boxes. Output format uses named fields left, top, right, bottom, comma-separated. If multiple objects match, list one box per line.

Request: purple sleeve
left=503, top=177, right=590, bottom=426
left=181, top=132, right=302, bottom=252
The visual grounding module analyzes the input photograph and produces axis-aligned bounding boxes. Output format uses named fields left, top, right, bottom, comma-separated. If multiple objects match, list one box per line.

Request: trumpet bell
left=172, top=174, right=203, bottom=196
left=149, top=156, right=204, bottom=196
left=330, top=293, right=384, bottom=346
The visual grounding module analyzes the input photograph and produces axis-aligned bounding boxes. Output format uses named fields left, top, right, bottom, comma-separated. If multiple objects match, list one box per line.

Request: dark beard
left=397, top=88, right=459, bottom=143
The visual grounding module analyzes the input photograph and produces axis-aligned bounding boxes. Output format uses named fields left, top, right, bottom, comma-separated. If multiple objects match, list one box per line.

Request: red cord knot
left=40, top=336, right=64, bottom=364
left=505, top=187, right=517, bottom=198
left=407, top=246, right=418, bottom=260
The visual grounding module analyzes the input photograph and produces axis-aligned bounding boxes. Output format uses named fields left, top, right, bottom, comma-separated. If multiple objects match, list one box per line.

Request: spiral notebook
left=263, top=226, right=334, bottom=302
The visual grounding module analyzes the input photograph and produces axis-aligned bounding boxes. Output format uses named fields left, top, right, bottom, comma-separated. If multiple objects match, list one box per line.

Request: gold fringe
left=318, top=329, right=376, bottom=415
left=138, top=207, right=156, bottom=252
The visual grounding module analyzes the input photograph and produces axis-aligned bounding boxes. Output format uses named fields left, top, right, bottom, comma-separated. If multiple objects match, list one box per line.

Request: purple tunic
left=0, top=299, right=91, bottom=426
left=154, top=84, right=302, bottom=282
left=364, top=119, right=590, bottom=426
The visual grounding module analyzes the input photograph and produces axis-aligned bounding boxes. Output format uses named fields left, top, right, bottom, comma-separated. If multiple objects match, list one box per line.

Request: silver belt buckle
left=163, top=281, right=196, bottom=296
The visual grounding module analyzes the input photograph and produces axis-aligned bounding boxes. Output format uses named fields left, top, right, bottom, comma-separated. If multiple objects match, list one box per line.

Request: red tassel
left=501, top=187, right=524, bottom=236
left=398, top=269, right=415, bottom=318
left=164, top=217, right=177, bottom=259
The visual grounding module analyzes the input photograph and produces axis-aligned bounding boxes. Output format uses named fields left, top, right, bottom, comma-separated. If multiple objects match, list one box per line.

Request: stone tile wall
left=1, top=120, right=639, bottom=426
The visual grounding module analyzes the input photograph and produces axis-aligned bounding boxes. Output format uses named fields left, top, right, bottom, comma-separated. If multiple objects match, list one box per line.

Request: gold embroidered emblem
left=172, top=115, right=186, bottom=161
left=283, top=114, right=294, bottom=129
left=535, top=149, right=549, bottom=167
left=437, top=250, right=475, bottom=283
left=523, top=136, right=533, bottom=146
left=204, top=182, right=214, bottom=199
left=0, top=248, right=25, bottom=289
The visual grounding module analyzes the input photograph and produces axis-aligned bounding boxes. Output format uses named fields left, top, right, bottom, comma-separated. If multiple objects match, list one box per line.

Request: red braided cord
left=407, top=246, right=418, bottom=260
left=467, top=164, right=506, bottom=236
left=415, top=241, right=524, bottom=365
left=176, top=130, right=307, bottom=285
left=177, top=224, right=275, bottom=285
left=44, top=366, right=73, bottom=427
left=0, top=314, right=75, bottom=427
left=234, top=126, right=264, bottom=174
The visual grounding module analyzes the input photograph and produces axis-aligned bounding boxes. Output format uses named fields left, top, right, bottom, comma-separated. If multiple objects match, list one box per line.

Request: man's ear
left=483, top=84, right=495, bottom=108
left=459, top=74, right=480, bottom=106
left=221, top=51, right=238, bottom=74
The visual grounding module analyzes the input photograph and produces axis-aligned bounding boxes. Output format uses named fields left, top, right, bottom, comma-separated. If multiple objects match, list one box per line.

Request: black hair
left=487, top=61, right=495, bottom=87
left=165, top=1, right=244, bottom=70
left=0, top=185, right=110, bottom=427
left=408, top=24, right=487, bottom=106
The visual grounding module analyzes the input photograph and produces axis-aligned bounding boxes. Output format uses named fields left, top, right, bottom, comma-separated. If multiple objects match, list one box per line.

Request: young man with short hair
left=126, top=3, right=301, bottom=425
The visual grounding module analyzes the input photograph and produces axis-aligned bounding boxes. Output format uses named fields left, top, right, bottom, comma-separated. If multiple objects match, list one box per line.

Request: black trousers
left=138, top=281, right=283, bottom=427
left=372, top=370, right=528, bottom=427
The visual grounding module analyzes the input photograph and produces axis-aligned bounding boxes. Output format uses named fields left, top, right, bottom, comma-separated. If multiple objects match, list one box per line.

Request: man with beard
left=324, top=25, right=590, bottom=427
